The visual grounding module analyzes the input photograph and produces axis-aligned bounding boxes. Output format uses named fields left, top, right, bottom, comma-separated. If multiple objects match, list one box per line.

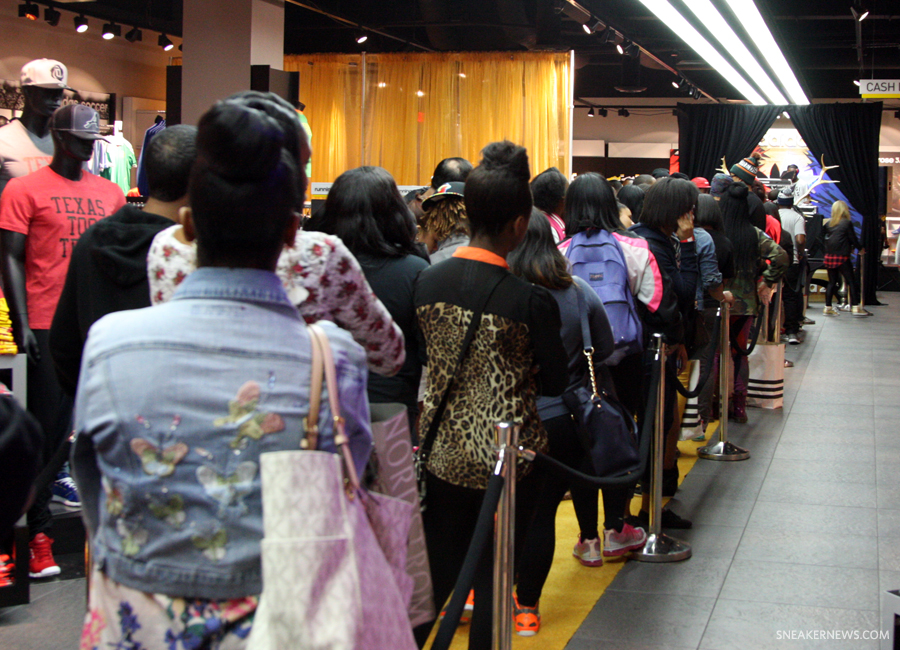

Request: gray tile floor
left=566, top=295, right=900, bottom=649
left=1, top=296, right=897, bottom=650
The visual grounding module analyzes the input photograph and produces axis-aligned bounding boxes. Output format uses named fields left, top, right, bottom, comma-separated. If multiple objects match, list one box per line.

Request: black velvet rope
left=666, top=312, right=722, bottom=399
left=730, top=309, right=767, bottom=357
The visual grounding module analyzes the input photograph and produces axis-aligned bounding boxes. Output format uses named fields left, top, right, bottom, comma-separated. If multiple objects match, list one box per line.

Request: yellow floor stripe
left=425, top=422, right=716, bottom=649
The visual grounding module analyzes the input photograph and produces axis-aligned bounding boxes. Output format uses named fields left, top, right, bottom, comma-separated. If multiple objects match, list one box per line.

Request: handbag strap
left=418, top=271, right=507, bottom=461
left=574, top=283, right=602, bottom=399
left=305, top=323, right=361, bottom=493
left=302, top=323, right=325, bottom=450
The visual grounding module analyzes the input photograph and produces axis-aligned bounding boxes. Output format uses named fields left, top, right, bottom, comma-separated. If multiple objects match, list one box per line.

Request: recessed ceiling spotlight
left=74, top=15, right=88, bottom=32
left=102, top=22, right=121, bottom=40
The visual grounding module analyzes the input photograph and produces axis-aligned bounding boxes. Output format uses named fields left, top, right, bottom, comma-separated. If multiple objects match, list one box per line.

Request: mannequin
left=0, top=103, right=124, bottom=578
left=0, top=59, right=70, bottom=197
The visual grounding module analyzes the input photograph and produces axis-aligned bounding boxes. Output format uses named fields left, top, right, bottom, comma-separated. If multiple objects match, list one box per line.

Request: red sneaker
left=29, top=533, right=60, bottom=578
left=0, top=553, right=14, bottom=587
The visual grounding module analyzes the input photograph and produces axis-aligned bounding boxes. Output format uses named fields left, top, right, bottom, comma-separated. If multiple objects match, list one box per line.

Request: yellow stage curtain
left=284, top=51, right=570, bottom=186
left=283, top=54, right=362, bottom=185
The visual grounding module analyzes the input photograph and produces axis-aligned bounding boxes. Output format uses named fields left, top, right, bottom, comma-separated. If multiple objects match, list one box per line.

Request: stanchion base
left=630, top=532, right=692, bottom=563
left=697, top=440, right=750, bottom=461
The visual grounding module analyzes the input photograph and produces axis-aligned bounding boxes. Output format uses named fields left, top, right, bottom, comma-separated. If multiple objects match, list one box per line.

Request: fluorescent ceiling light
left=637, top=0, right=767, bottom=104
left=682, top=0, right=787, bottom=104
left=723, top=0, right=809, bottom=104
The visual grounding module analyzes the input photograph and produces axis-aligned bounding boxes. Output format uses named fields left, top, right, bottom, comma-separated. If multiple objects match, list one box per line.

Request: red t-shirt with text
left=0, top=166, right=125, bottom=328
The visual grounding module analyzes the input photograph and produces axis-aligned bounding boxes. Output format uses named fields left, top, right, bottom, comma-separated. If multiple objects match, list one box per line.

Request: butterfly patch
left=116, top=519, right=148, bottom=557
left=214, top=381, right=285, bottom=449
left=192, top=528, right=227, bottom=561
left=148, top=494, right=186, bottom=528
left=196, top=462, right=257, bottom=517
left=131, top=439, right=188, bottom=477
left=102, top=476, right=124, bottom=517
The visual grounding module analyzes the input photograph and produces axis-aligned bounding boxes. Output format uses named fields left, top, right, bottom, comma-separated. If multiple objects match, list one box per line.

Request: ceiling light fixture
left=356, top=31, right=368, bottom=44
left=587, top=107, right=595, bottom=117
left=894, top=110, right=900, bottom=119
left=158, top=33, right=174, bottom=51
left=102, top=22, right=121, bottom=40
left=692, top=87, right=702, bottom=100
left=598, top=27, right=616, bottom=44
left=74, top=14, right=88, bottom=32
left=44, top=5, right=61, bottom=27
left=637, top=0, right=767, bottom=104
left=681, top=0, right=788, bottom=104
left=616, top=42, right=625, bottom=55
left=583, top=18, right=604, bottom=35
left=416, top=90, right=425, bottom=97
left=851, top=5, right=868, bottom=21
left=853, top=79, right=860, bottom=86
left=125, top=26, right=142, bottom=42
left=18, top=2, right=39, bottom=20
left=672, top=79, right=680, bottom=89
left=598, top=107, right=608, bottom=117
left=723, top=0, right=809, bottom=104
left=625, top=42, right=641, bottom=58
left=618, top=108, right=630, bottom=117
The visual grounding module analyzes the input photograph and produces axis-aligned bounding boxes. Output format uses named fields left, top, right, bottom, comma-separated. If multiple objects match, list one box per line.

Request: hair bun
left=479, top=140, right=530, bottom=181
left=196, top=103, right=285, bottom=183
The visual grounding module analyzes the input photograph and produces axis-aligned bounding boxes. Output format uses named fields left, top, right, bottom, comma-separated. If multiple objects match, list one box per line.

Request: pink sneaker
left=603, top=523, right=647, bottom=558
left=572, top=537, right=603, bottom=567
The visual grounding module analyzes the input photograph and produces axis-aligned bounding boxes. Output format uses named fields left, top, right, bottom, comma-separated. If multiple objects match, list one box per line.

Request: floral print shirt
left=147, top=225, right=405, bottom=376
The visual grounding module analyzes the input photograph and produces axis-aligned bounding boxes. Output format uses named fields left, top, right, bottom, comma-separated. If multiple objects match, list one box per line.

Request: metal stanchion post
left=492, top=421, right=518, bottom=650
left=853, top=249, right=872, bottom=317
left=698, top=301, right=750, bottom=461
left=632, top=334, right=691, bottom=563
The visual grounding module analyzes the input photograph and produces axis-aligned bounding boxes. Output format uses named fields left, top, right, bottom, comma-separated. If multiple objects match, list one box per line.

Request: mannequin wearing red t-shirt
left=0, top=104, right=124, bottom=577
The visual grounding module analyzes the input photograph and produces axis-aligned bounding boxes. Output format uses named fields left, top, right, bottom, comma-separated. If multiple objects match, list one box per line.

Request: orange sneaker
left=461, top=589, right=474, bottom=623
left=513, top=593, right=540, bottom=636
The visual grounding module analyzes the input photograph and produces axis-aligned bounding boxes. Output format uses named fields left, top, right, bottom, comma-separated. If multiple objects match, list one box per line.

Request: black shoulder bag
left=415, top=272, right=506, bottom=508
left=562, top=285, right=641, bottom=477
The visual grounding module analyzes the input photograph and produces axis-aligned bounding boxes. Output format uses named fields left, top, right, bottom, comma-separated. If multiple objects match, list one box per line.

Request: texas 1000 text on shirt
left=0, top=166, right=125, bottom=329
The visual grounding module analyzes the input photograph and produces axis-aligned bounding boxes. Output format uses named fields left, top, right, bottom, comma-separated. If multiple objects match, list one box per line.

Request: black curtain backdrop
left=790, top=102, right=883, bottom=304
left=677, top=104, right=783, bottom=180
left=678, top=102, right=883, bottom=304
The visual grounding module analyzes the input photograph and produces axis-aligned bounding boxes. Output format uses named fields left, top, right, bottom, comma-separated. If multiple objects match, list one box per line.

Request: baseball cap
left=691, top=177, right=711, bottom=189
left=20, top=59, right=71, bottom=90
left=49, top=104, right=107, bottom=141
left=423, top=181, right=465, bottom=210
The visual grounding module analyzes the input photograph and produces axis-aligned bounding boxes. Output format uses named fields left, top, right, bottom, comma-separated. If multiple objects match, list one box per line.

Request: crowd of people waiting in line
left=0, top=89, right=867, bottom=650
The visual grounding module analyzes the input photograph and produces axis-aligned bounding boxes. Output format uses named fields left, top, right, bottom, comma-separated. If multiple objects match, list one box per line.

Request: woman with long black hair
left=720, top=183, right=788, bottom=422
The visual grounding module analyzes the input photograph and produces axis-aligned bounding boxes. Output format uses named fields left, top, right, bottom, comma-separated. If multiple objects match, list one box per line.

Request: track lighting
left=583, top=18, right=604, bottom=35
left=102, top=22, right=121, bottom=40
left=624, top=42, right=641, bottom=58
left=44, top=6, right=61, bottom=27
left=853, top=80, right=860, bottom=86
left=125, top=26, right=142, bottom=43
left=851, top=5, right=868, bottom=21
left=158, top=33, right=174, bottom=51
left=618, top=108, right=630, bottom=117
left=598, top=107, right=608, bottom=117
left=355, top=31, right=368, bottom=44
left=616, top=42, right=624, bottom=55
left=895, top=110, right=900, bottom=120
left=691, top=87, right=702, bottom=100
left=587, top=107, right=595, bottom=117
left=672, top=79, right=680, bottom=89
left=18, top=2, right=39, bottom=20
left=599, top=28, right=616, bottom=44
left=74, top=15, right=88, bottom=32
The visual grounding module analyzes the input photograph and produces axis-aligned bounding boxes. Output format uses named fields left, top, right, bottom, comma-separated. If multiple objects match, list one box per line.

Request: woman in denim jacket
left=72, top=98, right=372, bottom=649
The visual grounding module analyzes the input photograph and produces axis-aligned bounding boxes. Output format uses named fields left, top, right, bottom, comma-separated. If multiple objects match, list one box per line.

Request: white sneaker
left=603, top=523, right=648, bottom=557
left=823, top=306, right=839, bottom=316
left=787, top=333, right=800, bottom=345
left=572, top=537, right=603, bottom=566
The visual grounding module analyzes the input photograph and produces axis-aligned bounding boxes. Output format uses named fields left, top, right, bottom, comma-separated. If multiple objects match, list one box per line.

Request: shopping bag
left=679, top=360, right=703, bottom=440
left=368, top=402, right=435, bottom=628
left=747, top=343, right=785, bottom=409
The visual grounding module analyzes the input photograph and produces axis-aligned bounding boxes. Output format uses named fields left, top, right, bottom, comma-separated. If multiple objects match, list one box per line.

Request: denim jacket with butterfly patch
left=71, top=267, right=373, bottom=599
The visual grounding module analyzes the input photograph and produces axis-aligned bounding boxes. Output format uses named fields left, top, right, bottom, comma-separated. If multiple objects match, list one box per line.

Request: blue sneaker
left=51, top=471, right=81, bottom=508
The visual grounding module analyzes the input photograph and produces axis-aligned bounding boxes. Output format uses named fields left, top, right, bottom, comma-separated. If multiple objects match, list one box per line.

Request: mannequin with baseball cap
left=0, top=103, right=124, bottom=579
left=0, top=59, right=72, bottom=197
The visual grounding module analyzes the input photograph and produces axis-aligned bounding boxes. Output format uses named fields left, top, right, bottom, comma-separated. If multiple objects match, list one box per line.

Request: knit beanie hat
left=710, top=173, right=733, bottom=198
left=730, top=155, right=760, bottom=186
left=776, top=187, right=794, bottom=206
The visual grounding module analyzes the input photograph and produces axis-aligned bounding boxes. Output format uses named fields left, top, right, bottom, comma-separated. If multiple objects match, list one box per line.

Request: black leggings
left=418, top=470, right=540, bottom=650
left=826, top=261, right=857, bottom=307
left=516, top=414, right=633, bottom=608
